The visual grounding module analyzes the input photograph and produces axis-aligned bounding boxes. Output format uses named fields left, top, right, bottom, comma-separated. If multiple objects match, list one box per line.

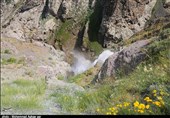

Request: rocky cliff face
left=1, top=0, right=89, bottom=41
left=93, top=20, right=170, bottom=83
left=91, top=0, right=170, bottom=83
left=2, top=0, right=165, bottom=48
left=98, top=0, right=157, bottom=48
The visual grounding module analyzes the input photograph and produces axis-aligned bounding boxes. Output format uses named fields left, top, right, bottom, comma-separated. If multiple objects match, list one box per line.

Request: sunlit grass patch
left=1, top=78, right=46, bottom=110
left=1, top=57, right=17, bottom=65
left=67, top=67, right=100, bottom=87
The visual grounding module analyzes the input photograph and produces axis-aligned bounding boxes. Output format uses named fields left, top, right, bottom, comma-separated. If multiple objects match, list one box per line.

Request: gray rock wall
left=99, top=0, right=157, bottom=48
left=1, top=0, right=89, bottom=41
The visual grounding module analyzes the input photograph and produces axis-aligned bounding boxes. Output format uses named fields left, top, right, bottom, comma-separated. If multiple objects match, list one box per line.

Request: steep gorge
left=1, top=0, right=170, bottom=115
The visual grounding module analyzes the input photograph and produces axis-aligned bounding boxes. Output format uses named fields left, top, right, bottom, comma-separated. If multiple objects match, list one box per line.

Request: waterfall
left=92, top=50, right=114, bottom=66
left=71, top=50, right=114, bottom=75
left=71, top=50, right=93, bottom=75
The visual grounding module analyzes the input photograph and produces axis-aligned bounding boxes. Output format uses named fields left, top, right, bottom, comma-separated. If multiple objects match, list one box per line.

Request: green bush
left=89, top=41, right=103, bottom=55
left=1, top=57, right=17, bottom=65
left=7, top=57, right=17, bottom=63
left=4, top=49, right=11, bottom=54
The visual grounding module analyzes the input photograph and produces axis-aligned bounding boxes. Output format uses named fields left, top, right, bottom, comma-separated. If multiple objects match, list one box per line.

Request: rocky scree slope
left=1, top=37, right=71, bottom=81
left=1, top=37, right=85, bottom=115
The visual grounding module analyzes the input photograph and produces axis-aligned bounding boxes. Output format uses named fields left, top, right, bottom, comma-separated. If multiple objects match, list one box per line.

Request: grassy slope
left=50, top=42, right=169, bottom=114
left=1, top=79, right=46, bottom=110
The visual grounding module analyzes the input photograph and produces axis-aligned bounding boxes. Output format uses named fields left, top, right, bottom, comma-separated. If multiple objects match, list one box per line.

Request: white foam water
left=92, top=50, right=114, bottom=66
left=71, top=50, right=114, bottom=75
left=71, top=50, right=93, bottom=75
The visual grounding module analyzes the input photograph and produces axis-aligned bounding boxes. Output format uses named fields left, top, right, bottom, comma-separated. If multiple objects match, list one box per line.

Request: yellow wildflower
left=144, top=97, right=152, bottom=102
left=138, top=110, right=144, bottom=113
left=153, top=101, right=161, bottom=107
left=147, top=99, right=152, bottom=102
left=111, top=107, right=116, bottom=111
left=144, top=97, right=150, bottom=101
left=144, top=66, right=148, bottom=72
left=163, top=64, right=167, bottom=68
left=96, top=108, right=100, bottom=112
left=153, top=93, right=157, bottom=97
left=134, top=101, right=139, bottom=107
left=117, top=104, right=122, bottom=108
left=160, top=100, right=165, bottom=105
left=149, top=110, right=152, bottom=113
left=157, top=96, right=163, bottom=101
left=106, top=112, right=111, bottom=115
left=152, top=90, right=157, bottom=94
left=138, top=104, right=145, bottom=110
left=140, top=110, right=144, bottom=113
left=146, top=105, right=150, bottom=109
left=123, top=102, right=130, bottom=107
left=149, top=67, right=153, bottom=71
left=160, top=91, right=164, bottom=96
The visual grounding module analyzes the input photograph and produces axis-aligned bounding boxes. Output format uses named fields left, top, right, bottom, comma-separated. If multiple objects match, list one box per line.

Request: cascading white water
left=71, top=50, right=114, bottom=75
left=71, top=50, right=93, bottom=75
left=92, top=50, right=114, bottom=66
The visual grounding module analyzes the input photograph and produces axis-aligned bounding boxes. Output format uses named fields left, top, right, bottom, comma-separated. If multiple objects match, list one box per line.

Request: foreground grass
left=51, top=61, right=169, bottom=114
left=1, top=78, right=46, bottom=110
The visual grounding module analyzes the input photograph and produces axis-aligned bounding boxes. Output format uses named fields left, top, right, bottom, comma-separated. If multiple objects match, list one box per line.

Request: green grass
left=1, top=57, right=17, bottom=65
left=57, top=75, right=65, bottom=80
left=55, top=20, right=74, bottom=45
left=51, top=92, right=79, bottom=113
left=67, top=67, right=98, bottom=87
left=89, top=41, right=103, bottom=55
left=1, top=57, right=26, bottom=65
left=83, top=37, right=103, bottom=55
left=1, top=78, right=46, bottom=110
left=68, top=74, right=84, bottom=83
left=4, top=49, right=11, bottom=54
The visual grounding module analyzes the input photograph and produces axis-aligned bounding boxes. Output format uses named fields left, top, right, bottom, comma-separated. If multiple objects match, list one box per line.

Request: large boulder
left=93, top=39, right=152, bottom=83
